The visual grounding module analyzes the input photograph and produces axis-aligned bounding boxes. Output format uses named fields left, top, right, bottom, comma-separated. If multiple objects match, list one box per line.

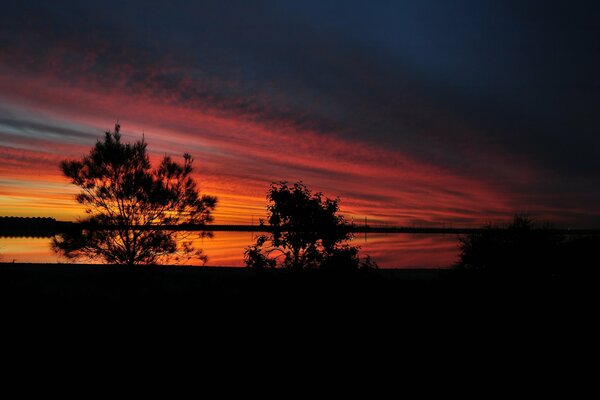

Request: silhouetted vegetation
left=0, top=217, right=60, bottom=237
left=457, top=215, right=599, bottom=278
left=52, top=124, right=217, bottom=265
left=244, top=181, right=376, bottom=271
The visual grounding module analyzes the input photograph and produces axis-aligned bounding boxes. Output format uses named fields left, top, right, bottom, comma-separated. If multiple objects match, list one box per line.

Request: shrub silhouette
left=457, top=214, right=598, bottom=277
left=52, top=124, right=217, bottom=265
left=244, top=181, right=376, bottom=271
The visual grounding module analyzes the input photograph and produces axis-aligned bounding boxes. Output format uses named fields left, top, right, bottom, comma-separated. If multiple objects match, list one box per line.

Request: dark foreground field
left=1, top=262, right=594, bottom=315
left=1, top=261, right=596, bottom=377
left=0, top=263, right=449, bottom=304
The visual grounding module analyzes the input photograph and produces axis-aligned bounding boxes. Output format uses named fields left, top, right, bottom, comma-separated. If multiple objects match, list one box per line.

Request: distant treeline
left=1, top=217, right=57, bottom=224
left=1, top=217, right=58, bottom=227
left=0, top=217, right=69, bottom=237
left=2, top=217, right=600, bottom=238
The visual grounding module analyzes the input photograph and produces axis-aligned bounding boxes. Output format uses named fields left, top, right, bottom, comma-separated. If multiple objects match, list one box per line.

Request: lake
left=0, top=232, right=460, bottom=268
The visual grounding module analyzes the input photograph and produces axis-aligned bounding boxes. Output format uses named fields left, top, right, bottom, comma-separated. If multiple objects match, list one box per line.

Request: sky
left=0, top=0, right=599, bottom=227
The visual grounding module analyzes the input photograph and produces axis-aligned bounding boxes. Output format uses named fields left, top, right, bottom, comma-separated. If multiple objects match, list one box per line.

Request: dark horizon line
left=1, top=218, right=599, bottom=236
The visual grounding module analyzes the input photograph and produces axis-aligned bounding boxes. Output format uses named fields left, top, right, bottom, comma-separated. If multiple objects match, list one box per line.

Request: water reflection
left=0, top=232, right=460, bottom=268
left=0, top=236, right=64, bottom=264
left=351, top=233, right=459, bottom=269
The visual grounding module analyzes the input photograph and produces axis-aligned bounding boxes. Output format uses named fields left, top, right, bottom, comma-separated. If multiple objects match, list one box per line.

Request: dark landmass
left=3, top=216, right=599, bottom=237
left=0, top=217, right=61, bottom=237
left=2, top=261, right=596, bottom=362
left=0, top=262, right=446, bottom=302
left=1, top=262, right=595, bottom=316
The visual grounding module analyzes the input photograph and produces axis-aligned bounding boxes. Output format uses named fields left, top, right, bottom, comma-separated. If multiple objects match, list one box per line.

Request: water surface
left=0, top=232, right=460, bottom=268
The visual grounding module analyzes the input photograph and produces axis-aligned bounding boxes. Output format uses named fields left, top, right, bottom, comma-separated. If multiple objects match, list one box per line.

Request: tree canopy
left=244, top=181, right=375, bottom=271
left=52, top=124, right=217, bottom=265
left=456, top=214, right=598, bottom=277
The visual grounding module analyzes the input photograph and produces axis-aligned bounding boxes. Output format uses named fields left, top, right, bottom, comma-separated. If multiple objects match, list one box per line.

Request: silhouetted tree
left=244, top=181, right=376, bottom=271
left=457, top=214, right=568, bottom=276
left=52, top=124, right=217, bottom=265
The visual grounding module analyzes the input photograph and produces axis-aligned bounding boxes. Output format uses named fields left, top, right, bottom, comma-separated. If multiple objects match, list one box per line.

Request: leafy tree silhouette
left=244, top=181, right=376, bottom=271
left=52, top=124, right=217, bottom=265
left=456, top=214, right=583, bottom=277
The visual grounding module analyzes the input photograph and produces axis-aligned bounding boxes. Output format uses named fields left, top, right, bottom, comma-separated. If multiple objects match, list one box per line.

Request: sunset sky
left=1, top=0, right=599, bottom=227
